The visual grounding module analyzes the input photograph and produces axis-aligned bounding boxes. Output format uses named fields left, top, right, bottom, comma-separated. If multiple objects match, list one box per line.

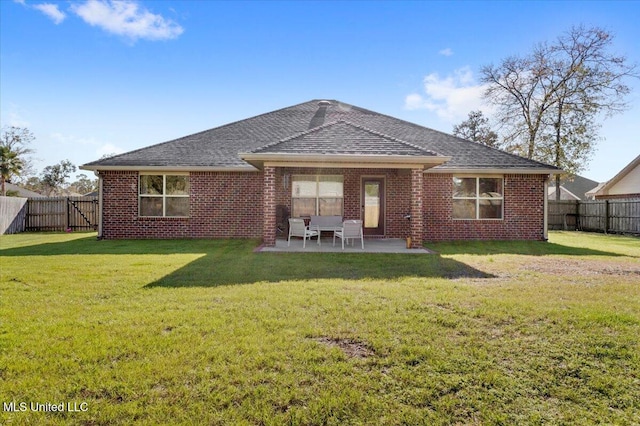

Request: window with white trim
left=139, top=174, right=190, bottom=217
left=452, top=177, right=503, bottom=219
left=291, top=175, right=343, bottom=217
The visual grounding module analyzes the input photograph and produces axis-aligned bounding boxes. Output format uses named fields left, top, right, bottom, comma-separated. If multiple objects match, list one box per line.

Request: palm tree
left=1, top=145, right=24, bottom=196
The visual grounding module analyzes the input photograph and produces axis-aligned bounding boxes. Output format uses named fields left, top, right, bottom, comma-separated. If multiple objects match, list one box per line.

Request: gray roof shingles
left=251, top=120, right=439, bottom=157
left=83, top=100, right=558, bottom=171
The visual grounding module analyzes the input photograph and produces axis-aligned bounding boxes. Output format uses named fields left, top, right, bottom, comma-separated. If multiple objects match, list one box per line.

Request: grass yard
left=1, top=231, right=639, bottom=425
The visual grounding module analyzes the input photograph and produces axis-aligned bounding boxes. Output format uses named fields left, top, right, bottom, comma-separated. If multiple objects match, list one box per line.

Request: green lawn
left=1, top=232, right=639, bottom=425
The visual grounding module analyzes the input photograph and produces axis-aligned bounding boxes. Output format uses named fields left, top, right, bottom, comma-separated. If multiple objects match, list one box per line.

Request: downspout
left=543, top=175, right=549, bottom=241
left=95, top=171, right=103, bottom=239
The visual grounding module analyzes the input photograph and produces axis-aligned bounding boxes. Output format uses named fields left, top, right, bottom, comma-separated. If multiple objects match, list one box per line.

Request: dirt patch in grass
left=313, top=337, right=375, bottom=359
left=520, top=258, right=640, bottom=277
left=460, top=255, right=640, bottom=280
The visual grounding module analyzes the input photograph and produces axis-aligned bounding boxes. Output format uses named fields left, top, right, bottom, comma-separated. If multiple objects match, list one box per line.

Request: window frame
left=139, top=173, right=190, bottom=218
left=452, top=176, right=504, bottom=220
left=291, top=175, right=344, bottom=217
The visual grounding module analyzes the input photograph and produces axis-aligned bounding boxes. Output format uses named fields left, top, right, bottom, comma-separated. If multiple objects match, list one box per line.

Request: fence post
left=604, top=199, right=609, bottom=234
left=26, top=198, right=30, bottom=231
left=66, top=197, right=70, bottom=231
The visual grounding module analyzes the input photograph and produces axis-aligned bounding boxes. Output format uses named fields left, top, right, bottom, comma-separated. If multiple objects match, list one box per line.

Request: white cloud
left=9, top=112, right=31, bottom=128
left=404, top=66, right=492, bottom=123
left=70, top=0, right=184, bottom=41
left=96, top=143, right=125, bottom=158
left=49, top=133, right=124, bottom=158
left=438, top=48, right=453, bottom=56
left=33, top=3, right=66, bottom=24
left=1, top=107, right=31, bottom=128
left=404, top=93, right=431, bottom=111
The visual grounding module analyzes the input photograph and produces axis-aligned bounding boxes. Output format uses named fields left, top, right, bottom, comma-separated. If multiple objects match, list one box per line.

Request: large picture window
left=139, top=174, right=190, bottom=217
left=452, top=177, right=503, bottom=220
left=292, top=175, right=343, bottom=217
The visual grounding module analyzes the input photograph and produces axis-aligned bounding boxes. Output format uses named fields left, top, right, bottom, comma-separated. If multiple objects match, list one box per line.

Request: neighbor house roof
left=548, top=174, right=599, bottom=200
left=81, top=99, right=560, bottom=174
left=586, top=154, right=640, bottom=198
left=4, top=183, right=44, bottom=198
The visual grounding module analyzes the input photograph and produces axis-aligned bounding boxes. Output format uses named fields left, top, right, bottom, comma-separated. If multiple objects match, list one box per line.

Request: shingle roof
left=251, top=120, right=438, bottom=157
left=559, top=174, right=599, bottom=200
left=82, top=99, right=559, bottom=172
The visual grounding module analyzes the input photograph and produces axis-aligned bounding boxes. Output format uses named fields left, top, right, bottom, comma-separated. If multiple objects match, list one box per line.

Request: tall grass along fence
left=0, top=196, right=28, bottom=234
left=549, top=199, right=640, bottom=235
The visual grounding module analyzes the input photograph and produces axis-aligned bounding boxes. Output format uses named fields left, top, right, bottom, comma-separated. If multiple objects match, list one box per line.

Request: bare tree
left=481, top=26, right=637, bottom=198
left=481, top=51, right=555, bottom=159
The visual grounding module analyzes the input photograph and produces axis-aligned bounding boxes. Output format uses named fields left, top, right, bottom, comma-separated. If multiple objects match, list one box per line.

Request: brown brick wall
left=274, top=167, right=412, bottom=239
left=262, top=166, right=277, bottom=246
left=423, top=173, right=546, bottom=241
left=101, top=170, right=263, bottom=239
left=100, top=169, right=547, bottom=241
left=410, top=169, right=424, bottom=248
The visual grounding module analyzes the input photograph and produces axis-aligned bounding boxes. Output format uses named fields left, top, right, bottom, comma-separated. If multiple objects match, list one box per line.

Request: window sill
left=138, top=216, right=190, bottom=219
left=452, top=218, right=503, bottom=221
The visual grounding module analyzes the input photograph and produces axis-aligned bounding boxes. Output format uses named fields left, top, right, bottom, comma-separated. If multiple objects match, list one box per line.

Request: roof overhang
left=238, top=153, right=451, bottom=170
left=427, top=167, right=562, bottom=175
left=80, top=165, right=258, bottom=173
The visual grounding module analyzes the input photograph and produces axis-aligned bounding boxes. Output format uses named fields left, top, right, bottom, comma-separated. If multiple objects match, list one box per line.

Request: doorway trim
left=361, top=176, right=386, bottom=237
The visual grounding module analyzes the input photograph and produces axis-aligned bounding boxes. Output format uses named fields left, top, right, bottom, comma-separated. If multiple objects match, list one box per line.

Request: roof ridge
left=337, top=120, right=441, bottom=157
left=252, top=119, right=440, bottom=156
left=279, top=118, right=344, bottom=143
left=246, top=119, right=341, bottom=154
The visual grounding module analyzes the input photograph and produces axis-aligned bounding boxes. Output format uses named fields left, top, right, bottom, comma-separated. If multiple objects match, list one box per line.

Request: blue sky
left=1, top=0, right=639, bottom=183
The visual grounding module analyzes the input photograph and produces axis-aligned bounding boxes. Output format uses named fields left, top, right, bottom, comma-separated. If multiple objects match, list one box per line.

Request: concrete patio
left=256, top=237, right=434, bottom=254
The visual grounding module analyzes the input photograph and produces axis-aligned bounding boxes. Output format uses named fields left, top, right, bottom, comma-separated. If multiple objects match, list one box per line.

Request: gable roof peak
left=248, top=119, right=443, bottom=158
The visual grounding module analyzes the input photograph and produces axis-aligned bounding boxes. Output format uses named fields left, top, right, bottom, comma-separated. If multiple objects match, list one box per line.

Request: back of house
left=81, top=99, right=559, bottom=246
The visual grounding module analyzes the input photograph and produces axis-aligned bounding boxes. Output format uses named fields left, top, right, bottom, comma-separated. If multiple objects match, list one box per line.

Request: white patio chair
left=333, top=220, right=364, bottom=250
left=288, top=218, right=320, bottom=248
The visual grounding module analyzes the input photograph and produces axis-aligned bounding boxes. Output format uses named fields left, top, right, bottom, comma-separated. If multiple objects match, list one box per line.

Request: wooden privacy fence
left=24, top=196, right=98, bottom=232
left=548, top=199, right=640, bottom=235
left=0, top=196, right=28, bottom=234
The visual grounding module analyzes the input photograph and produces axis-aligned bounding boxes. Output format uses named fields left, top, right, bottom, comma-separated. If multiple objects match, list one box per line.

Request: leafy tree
left=68, top=174, right=99, bottom=195
left=41, top=160, right=76, bottom=196
left=1, top=146, right=23, bottom=196
left=452, top=110, right=500, bottom=148
left=23, top=176, right=45, bottom=194
left=0, top=126, right=35, bottom=195
left=481, top=26, right=637, bottom=198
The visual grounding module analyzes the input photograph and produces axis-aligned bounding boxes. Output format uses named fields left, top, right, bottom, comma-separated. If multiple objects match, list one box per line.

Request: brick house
left=81, top=100, right=559, bottom=247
